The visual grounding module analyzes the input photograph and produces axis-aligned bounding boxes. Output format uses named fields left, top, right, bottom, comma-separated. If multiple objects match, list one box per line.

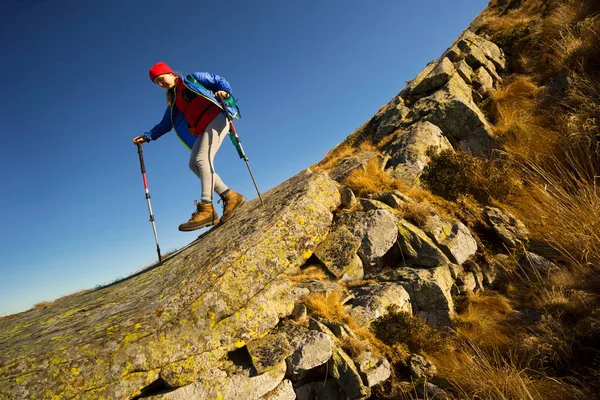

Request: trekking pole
left=218, top=97, right=264, bottom=204
left=136, top=143, right=162, bottom=262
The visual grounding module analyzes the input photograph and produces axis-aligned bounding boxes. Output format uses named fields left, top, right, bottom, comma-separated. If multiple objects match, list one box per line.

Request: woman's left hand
left=214, top=91, right=230, bottom=100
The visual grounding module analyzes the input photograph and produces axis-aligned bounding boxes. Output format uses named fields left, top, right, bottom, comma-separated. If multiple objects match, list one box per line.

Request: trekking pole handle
left=136, top=143, right=146, bottom=175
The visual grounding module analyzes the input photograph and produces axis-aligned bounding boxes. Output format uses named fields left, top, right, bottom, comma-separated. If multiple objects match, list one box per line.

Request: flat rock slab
left=0, top=169, right=340, bottom=400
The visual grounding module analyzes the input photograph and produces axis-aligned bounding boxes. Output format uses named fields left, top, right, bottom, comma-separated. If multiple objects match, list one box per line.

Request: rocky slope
left=0, top=9, right=538, bottom=400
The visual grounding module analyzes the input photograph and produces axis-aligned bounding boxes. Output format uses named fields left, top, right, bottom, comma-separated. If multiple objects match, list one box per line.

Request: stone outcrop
left=0, top=170, right=340, bottom=400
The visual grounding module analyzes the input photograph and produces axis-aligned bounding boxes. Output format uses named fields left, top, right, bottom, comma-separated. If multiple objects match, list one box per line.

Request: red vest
left=174, top=79, right=221, bottom=135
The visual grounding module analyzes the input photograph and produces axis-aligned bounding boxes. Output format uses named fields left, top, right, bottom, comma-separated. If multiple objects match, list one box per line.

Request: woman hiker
left=133, top=62, right=246, bottom=232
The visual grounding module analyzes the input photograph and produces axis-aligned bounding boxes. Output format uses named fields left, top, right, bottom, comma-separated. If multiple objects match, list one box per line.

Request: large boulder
left=379, top=265, right=455, bottom=326
left=396, top=219, right=451, bottom=267
left=328, top=348, right=371, bottom=400
left=285, top=326, right=335, bottom=378
left=354, top=352, right=392, bottom=387
left=421, top=215, right=478, bottom=265
left=247, top=334, right=294, bottom=374
left=261, top=379, right=296, bottom=400
left=345, top=283, right=412, bottom=327
left=341, top=210, right=399, bottom=269
left=0, top=170, right=340, bottom=400
left=383, top=121, right=453, bottom=186
left=314, top=226, right=364, bottom=281
left=409, top=57, right=456, bottom=96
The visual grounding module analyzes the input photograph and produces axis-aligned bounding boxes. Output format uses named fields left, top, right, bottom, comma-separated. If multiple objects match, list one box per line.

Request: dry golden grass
left=454, top=294, right=516, bottom=349
left=313, top=137, right=379, bottom=174
left=434, top=343, right=587, bottom=400
left=283, top=264, right=329, bottom=283
left=343, top=158, right=408, bottom=197
left=398, top=201, right=433, bottom=228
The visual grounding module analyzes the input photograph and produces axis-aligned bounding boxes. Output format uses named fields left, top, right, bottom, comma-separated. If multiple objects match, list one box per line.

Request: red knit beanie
left=149, top=62, right=174, bottom=82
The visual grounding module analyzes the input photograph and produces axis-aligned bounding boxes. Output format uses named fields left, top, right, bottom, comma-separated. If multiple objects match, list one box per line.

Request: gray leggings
left=189, top=112, right=230, bottom=202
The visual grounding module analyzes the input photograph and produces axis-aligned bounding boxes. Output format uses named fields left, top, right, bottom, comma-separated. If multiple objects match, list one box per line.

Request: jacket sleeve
left=191, top=72, right=233, bottom=95
left=144, top=106, right=173, bottom=141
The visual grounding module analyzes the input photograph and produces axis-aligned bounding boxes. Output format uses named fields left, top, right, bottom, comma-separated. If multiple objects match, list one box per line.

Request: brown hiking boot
left=219, top=190, right=247, bottom=223
left=178, top=201, right=219, bottom=231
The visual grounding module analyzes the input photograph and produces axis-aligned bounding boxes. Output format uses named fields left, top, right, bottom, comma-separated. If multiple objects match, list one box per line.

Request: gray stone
left=484, top=60, right=502, bottom=84
left=370, top=190, right=410, bottom=208
left=483, top=206, right=529, bottom=248
left=330, top=152, right=386, bottom=183
left=455, top=271, right=477, bottom=294
left=359, top=198, right=394, bottom=212
left=225, top=361, right=287, bottom=400
left=314, top=226, right=363, bottom=280
left=379, top=265, right=455, bottom=326
left=247, top=334, right=294, bottom=374
left=473, top=66, right=494, bottom=97
left=340, top=186, right=357, bottom=209
left=346, top=283, right=412, bottom=327
left=148, top=361, right=287, bottom=400
left=463, top=260, right=485, bottom=291
left=409, top=354, right=437, bottom=379
left=400, top=61, right=438, bottom=98
left=373, top=96, right=411, bottom=142
left=421, top=215, right=478, bottom=265
left=328, top=348, right=371, bottom=400
left=384, top=121, right=453, bottom=186
left=410, top=57, right=456, bottom=95
left=455, top=59, right=473, bottom=84
left=308, top=318, right=338, bottom=339
left=447, top=263, right=464, bottom=280
left=354, top=352, right=391, bottom=387
left=324, top=321, right=358, bottom=339
left=292, top=303, right=308, bottom=322
left=417, top=382, right=449, bottom=399
left=287, top=329, right=335, bottom=376
left=261, top=379, right=296, bottom=400
left=346, top=209, right=399, bottom=269
left=518, top=252, right=558, bottom=273
left=396, top=219, right=451, bottom=267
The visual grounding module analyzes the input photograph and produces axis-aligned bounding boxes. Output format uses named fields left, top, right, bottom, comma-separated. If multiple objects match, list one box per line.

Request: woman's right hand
left=133, top=136, right=149, bottom=145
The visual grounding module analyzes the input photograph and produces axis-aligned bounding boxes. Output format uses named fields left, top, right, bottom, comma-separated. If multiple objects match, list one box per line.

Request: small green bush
left=371, top=305, right=446, bottom=354
left=420, top=148, right=520, bottom=203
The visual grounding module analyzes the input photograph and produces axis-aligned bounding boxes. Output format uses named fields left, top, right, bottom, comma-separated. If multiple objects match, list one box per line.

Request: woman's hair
left=164, top=72, right=180, bottom=106
left=166, top=87, right=175, bottom=106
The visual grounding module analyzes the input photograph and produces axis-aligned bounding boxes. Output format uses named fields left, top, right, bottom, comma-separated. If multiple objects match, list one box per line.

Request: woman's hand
left=133, top=136, right=149, bottom=144
left=214, top=91, right=230, bottom=100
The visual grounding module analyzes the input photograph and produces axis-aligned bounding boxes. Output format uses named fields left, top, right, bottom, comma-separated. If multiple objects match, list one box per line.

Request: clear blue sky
left=0, top=0, right=487, bottom=316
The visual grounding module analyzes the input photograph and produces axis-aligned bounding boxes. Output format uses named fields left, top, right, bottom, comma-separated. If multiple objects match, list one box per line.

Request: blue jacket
left=143, top=72, right=239, bottom=149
